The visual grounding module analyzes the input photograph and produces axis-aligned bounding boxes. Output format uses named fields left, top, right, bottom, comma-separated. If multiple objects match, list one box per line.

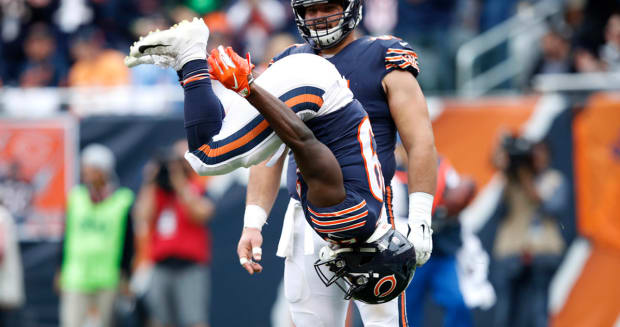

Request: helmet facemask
left=314, top=248, right=377, bottom=300
left=292, top=0, right=362, bottom=50
left=313, top=229, right=417, bottom=304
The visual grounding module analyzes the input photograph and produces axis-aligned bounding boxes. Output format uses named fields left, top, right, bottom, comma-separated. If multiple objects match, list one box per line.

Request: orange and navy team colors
left=187, top=85, right=325, bottom=166
left=180, top=55, right=385, bottom=244
left=273, top=35, right=420, bottom=240
left=294, top=100, right=385, bottom=244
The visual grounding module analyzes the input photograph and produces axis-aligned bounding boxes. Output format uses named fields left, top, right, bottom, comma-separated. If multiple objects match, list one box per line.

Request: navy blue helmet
left=291, top=0, right=363, bottom=50
left=314, top=228, right=417, bottom=304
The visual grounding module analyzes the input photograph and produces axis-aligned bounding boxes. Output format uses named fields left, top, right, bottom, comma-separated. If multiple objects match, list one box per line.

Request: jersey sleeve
left=383, top=38, right=420, bottom=77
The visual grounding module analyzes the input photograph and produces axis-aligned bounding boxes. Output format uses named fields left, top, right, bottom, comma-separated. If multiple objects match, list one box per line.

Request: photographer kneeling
left=134, top=141, right=215, bottom=327
left=491, top=134, right=568, bottom=327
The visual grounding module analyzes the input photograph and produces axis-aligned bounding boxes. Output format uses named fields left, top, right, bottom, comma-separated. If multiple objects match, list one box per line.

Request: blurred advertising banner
left=552, top=92, right=620, bottom=327
left=574, top=92, right=620, bottom=250
left=432, top=96, right=538, bottom=188
left=0, top=117, right=77, bottom=241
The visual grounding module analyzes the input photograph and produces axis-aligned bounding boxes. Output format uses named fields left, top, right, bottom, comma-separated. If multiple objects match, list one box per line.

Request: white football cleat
left=127, top=17, right=209, bottom=71
left=124, top=54, right=175, bottom=68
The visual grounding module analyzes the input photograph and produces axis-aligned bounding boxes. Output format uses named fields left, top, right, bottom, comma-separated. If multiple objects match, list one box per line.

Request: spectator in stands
left=572, top=2, right=620, bottom=73
left=533, top=27, right=574, bottom=75
left=491, top=135, right=568, bottom=327
left=226, top=0, right=287, bottom=63
left=600, top=13, right=620, bottom=72
left=134, top=140, right=214, bottom=327
left=185, top=0, right=220, bottom=15
left=68, top=27, right=129, bottom=87
left=258, top=32, right=295, bottom=71
left=363, top=0, right=398, bottom=36
left=394, top=0, right=459, bottom=91
left=18, top=22, right=68, bottom=87
left=204, top=11, right=234, bottom=53
left=0, top=43, right=5, bottom=86
left=58, top=144, right=135, bottom=327
left=525, top=25, right=575, bottom=90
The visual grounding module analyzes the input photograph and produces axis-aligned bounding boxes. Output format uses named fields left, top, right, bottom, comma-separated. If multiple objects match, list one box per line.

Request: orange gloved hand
left=208, top=45, right=255, bottom=97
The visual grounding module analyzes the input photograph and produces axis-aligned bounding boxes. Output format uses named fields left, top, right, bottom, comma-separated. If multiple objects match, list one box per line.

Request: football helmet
left=314, top=227, right=417, bottom=304
left=291, top=0, right=362, bottom=50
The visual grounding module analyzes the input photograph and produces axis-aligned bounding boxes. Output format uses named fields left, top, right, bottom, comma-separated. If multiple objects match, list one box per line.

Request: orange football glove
left=208, top=46, right=255, bottom=97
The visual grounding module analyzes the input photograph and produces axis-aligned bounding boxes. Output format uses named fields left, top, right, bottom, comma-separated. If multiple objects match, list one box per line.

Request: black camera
left=153, top=151, right=175, bottom=192
left=501, top=134, right=534, bottom=177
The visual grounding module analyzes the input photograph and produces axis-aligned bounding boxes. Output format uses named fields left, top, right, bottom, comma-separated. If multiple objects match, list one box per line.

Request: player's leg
left=125, top=19, right=282, bottom=175
left=125, top=18, right=222, bottom=150
left=355, top=293, right=409, bottom=327
left=180, top=63, right=284, bottom=175
left=354, top=296, right=401, bottom=327
left=284, top=202, right=349, bottom=327
left=179, top=59, right=225, bottom=152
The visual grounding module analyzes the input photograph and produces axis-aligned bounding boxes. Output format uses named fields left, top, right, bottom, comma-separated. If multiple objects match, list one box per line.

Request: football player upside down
left=125, top=18, right=417, bottom=304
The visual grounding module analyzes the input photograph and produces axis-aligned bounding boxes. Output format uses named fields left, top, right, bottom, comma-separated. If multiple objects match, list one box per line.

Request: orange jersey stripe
left=308, top=200, right=366, bottom=217
left=386, top=186, right=395, bottom=229
left=386, top=56, right=407, bottom=61
left=199, top=120, right=270, bottom=157
left=182, top=74, right=210, bottom=85
left=284, top=94, right=324, bottom=108
left=400, top=295, right=407, bottom=326
left=310, top=211, right=368, bottom=226
left=387, top=49, right=418, bottom=56
left=315, top=221, right=367, bottom=233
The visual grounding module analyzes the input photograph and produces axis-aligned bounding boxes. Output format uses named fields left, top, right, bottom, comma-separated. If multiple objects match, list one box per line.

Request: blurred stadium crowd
left=0, top=0, right=619, bottom=327
left=1, top=0, right=619, bottom=96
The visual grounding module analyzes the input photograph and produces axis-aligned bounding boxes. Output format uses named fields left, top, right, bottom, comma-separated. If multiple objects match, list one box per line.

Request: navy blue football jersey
left=272, top=35, right=420, bottom=203
left=297, top=99, right=386, bottom=242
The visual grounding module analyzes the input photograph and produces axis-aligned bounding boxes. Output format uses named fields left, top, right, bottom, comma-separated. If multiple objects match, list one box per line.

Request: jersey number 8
left=357, top=117, right=385, bottom=202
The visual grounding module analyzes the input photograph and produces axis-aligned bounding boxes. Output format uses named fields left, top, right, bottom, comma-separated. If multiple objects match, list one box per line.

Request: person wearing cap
left=58, top=143, right=135, bottom=327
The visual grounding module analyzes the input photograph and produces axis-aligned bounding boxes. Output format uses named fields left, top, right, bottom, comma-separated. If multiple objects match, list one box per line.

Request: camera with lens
left=500, top=134, right=534, bottom=178
left=153, top=152, right=175, bottom=192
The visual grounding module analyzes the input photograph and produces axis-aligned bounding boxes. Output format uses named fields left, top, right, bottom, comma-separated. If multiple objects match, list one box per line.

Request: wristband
left=408, top=192, right=434, bottom=226
left=244, top=205, right=267, bottom=230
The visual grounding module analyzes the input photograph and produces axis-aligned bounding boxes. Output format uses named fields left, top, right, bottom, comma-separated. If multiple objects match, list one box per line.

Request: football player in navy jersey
left=238, top=0, right=437, bottom=326
left=125, top=18, right=418, bottom=306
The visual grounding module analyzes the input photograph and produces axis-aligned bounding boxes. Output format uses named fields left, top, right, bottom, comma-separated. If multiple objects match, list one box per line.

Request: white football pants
left=280, top=199, right=407, bottom=327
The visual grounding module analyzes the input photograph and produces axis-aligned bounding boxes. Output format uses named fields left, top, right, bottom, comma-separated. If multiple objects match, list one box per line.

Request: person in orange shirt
left=68, top=27, right=129, bottom=87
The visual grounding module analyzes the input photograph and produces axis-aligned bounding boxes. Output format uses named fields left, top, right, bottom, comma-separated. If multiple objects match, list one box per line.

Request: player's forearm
left=406, top=141, right=437, bottom=196
left=246, top=155, right=285, bottom=213
left=246, top=84, right=315, bottom=152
